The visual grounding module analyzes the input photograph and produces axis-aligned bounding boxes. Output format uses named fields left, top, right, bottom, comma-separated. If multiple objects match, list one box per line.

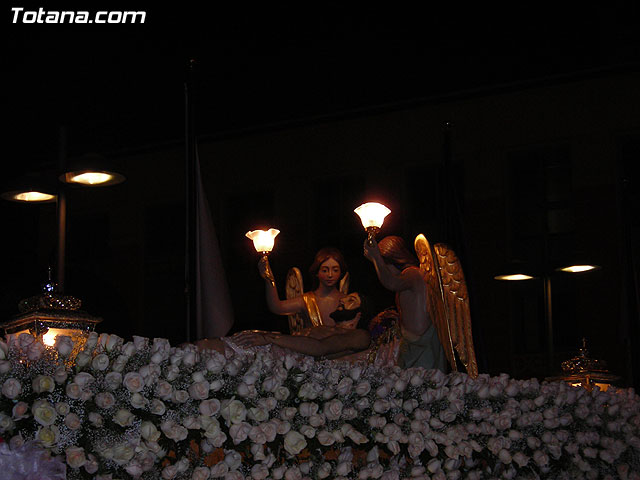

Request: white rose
left=210, top=461, right=229, bottom=477
left=317, top=462, right=332, bottom=479
left=92, top=353, right=110, bottom=371
left=2, top=378, right=22, bottom=399
left=199, top=399, right=221, bottom=417
left=189, top=381, right=210, bottom=400
left=355, top=381, right=371, bottom=396
left=309, top=413, right=326, bottom=428
left=74, top=372, right=95, bottom=388
left=274, top=386, right=290, bottom=401
left=12, top=401, right=29, bottom=420
left=192, top=466, right=211, bottom=480
left=55, top=335, right=74, bottom=357
left=95, top=392, right=116, bottom=409
left=84, top=331, right=98, bottom=350
left=209, top=379, right=224, bottom=392
left=300, top=424, right=316, bottom=438
left=123, top=372, right=145, bottom=392
left=113, top=409, right=135, bottom=427
left=36, top=426, right=58, bottom=447
left=373, top=399, right=391, bottom=413
left=162, top=465, right=178, bottom=479
left=119, top=341, right=135, bottom=357
left=0, top=413, right=15, bottom=432
left=133, top=335, right=148, bottom=351
left=183, top=351, right=197, bottom=367
left=224, top=449, right=242, bottom=470
left=299, top=402, right=318, bottom=417
left=53, top=365, right=68, bottom=384
left=151, top=399, right=166, bottom=415
left=250, top=464, right=269, bottom=480
left=275, top=419, right=291, bottom=435
left=161, top=420, right=188, bottom=441
left=104, top=371, right=122, bottom=390
left=323, top=399, right=343, bottom=420
left=280, top=407, right=297, bottom=421
left=65, top=412, right=82, bottom=430
left=221, top=399, right=247, bottom=425
left=131, top=392, right=147, bottom=409
left=88, top=412, right=103, bottom=427
left=66, top=446, right=86, bottom=469
left=54, top=402, right=70, bottom=416
left=317, top=430, right=335, bottom=446
left=0, top=340, right=8, bottom=360
left=125, top=461, right=144, bottom=478
left=206, top=354, right=226, bottom=373
left=248, top=406, right=269, bottom=423
left=18, top=333, right=35, bottom=350
left=32, top=400, right=57, bottom=426
left=260, top=421, right=277, bottom=442
left=141, top=421, right=161, bottom=441
left=0, top=361, right=11, bottom=374
left=229, top=422, right=251, bottom=444
left=284, top=467, right=302, bottom=480
left=270, top=465, right=286, bottom=480
left=156, top=380, right=173, bottom=399
left=32, top=375, right=55, bottom=393
left=283, top=430, right=307, bottom=455
left=172, top=390, right=189, bottom=403
left=75, top=351, right=92, bottom=367
left=106, top=334, right=123, bottom=352
left=336, top=377, right=353, bottom=396
left=248, top=425, right=267, bottom=444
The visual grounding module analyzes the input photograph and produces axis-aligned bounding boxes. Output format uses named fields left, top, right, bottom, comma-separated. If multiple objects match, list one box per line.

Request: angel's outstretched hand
left=258, top=256, right=275, bottom=283
left=363, top=237, right=380, bottom=262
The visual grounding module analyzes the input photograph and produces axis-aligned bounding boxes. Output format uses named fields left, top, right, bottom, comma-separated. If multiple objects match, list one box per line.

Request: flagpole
left=185, top=59, right=197, bottom=342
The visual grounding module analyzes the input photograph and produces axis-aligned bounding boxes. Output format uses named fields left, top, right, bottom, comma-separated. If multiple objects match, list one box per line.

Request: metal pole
left=56, top=126, right=67, bottom=292
left=543, top=274, right=554, bottom=371
left=184, top=59, right=197, bottom=342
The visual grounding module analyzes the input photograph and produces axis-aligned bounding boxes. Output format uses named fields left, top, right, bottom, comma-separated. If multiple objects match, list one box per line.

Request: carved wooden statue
left=415, top=234, right=478, bottom=378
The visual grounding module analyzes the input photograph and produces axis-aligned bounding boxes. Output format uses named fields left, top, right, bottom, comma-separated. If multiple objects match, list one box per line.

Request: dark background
left=3, top=5, right=639, bottom=385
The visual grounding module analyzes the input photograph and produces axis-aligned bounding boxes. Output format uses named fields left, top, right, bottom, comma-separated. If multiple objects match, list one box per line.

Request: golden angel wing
left=414, top=234, right=457, bottom=372
left=433, top=243, right=478, bottom=378
left=286, top=267, right=305, bottom=334
left=339, top=272, right=350, bottom=295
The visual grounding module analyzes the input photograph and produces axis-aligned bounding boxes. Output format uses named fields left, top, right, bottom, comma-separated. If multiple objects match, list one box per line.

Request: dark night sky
left=6, top=4, right=638, bottom=169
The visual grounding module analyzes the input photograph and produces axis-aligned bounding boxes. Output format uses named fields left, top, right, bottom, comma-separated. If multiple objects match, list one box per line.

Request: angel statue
left=364, top=235, right=478, bottom=377
left=258, top=247, right=352, bottom=333
left=196, top=247, right=371, bottom=359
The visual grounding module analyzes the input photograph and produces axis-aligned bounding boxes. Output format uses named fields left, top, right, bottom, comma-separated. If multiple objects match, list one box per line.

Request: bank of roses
left=0, top=331, right=639, bottom=479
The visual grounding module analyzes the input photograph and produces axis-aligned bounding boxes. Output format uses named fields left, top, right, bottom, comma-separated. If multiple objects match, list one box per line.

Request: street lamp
left=495, top=260, right=600, bottom=373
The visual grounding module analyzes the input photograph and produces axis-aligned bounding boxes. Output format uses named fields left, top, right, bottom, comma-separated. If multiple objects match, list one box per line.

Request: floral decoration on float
left=0, top=332, right=639, bottom=480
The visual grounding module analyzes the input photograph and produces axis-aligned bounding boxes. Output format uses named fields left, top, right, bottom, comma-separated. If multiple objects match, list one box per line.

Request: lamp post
left=495, top=262, right=600, bottom=373
left=1, top=130, right=125, bottom=348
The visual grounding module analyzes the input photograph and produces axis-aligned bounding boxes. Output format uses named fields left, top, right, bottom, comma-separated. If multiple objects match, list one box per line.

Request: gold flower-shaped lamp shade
left=246, top=228, right=280, bottom=254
